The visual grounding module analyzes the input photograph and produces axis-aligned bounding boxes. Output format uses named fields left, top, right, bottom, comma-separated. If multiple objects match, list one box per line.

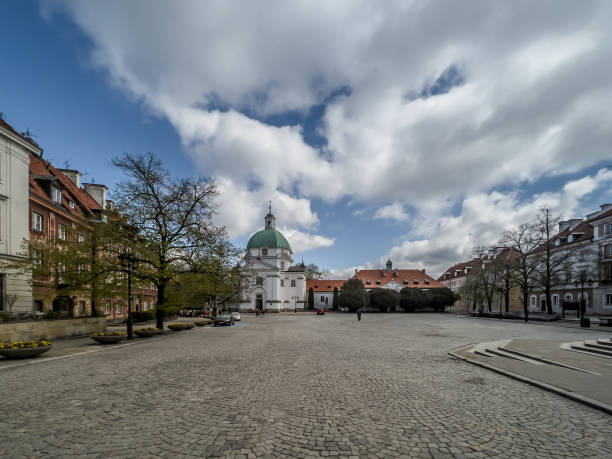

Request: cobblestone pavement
left=1, top=314, right=611, bottom=458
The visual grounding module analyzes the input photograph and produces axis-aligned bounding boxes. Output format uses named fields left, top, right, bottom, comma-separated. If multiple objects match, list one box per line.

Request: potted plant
left=91, top=331, right=127, bottom=344
left=0, top=340, right=53, bottom=359
left=134, top=327, right=159, bottom=338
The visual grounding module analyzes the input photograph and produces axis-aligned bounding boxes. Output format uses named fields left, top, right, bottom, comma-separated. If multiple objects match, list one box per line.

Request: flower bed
left=0, top=340, right=53, bottom=359
left=91, top=331, right=127, bottom=344
left=167, top=323, right=194, bottom=331
left=134, top=328, right=159, bottom=338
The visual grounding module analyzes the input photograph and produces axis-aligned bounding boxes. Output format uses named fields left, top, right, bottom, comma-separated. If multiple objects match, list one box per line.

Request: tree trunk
left=522, top=287, right=529, bottom=323
left=545, top=287, right=553, bottom=315
left=156, top=282, right=166, bottom=329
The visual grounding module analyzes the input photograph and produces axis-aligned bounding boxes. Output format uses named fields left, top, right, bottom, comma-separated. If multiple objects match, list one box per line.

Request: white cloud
left=279, top=227, right=335, bottom=254
left=374, top=202, right=410, bottom=222
left=47, top=1, right=612, bottom=245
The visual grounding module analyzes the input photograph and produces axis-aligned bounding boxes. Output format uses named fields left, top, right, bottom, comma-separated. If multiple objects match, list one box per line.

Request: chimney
left=58, top=169, right=82, bottom=188
left=601, top=203, right=612, bottom=213
left=558, top=220, right=570, bottom=233
left=83, top=183, right=108, bottom=209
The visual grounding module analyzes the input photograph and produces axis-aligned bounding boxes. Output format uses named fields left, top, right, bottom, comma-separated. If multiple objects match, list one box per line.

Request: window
left=530, top=295, right=536, bottom=306
left=280, top=262, right=285, bottom=270
left=262, top=248, right=268, bottom=256
left=79, top=301, right=86, bottom=314
left=51, top=187, right=62, bottom=204
left=280, top=279, right=284, bottom=287
left=604, top=244, right=612, bottom=258
left=413, top=279, right=419, bottom=285
left=256, top=277, right=263, bottom=286
left=32, top=212, right=43, bottom=232
left=143, top=301, right=148, bottom=311
left=552, top=295, right=559, bottom=306
left=105, top=300, right=111, bottom=315
left=321, top=296, right=325, bottom=302
left=78, top=233, right=85, bottom=244
left=32, top=249, right=42, bottom=269
left=69, top=200, right=75, bottom=209
left=567, top=234, right=574, bottom=243
left=605, top=294, right=612, bottom=306
left=606, top=223, right=612, bottom=235
left=58, top=224, right=66, bottom=241
left=291, top=279, right=296, bottom=287
left=57, top=262, right=65, bottom=283
left=603, top=263, right=612, bottom=281
left=366, top=280, right=371, bottom=285
left=564, top=293, right=573, bottom=303
left=117, top=303, right=122, bottom=315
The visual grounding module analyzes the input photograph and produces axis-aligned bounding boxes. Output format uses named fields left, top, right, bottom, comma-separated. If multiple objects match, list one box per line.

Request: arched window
left=552, top=295, right=559, bottom=306
left=280, top=279, right=284, bottom=287
left=291, top=279, right=296, bottom=287
left=530, top=295, right=536, bottom=306
left=262, top=248, right=268, bottom=256
left=578, top=292, right=589, bottom=307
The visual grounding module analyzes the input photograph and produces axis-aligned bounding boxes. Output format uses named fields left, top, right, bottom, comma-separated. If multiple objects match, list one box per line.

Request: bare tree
left=500, top=224, right=543, bottom=322
left=473, top=246, right=502, bottom=312
left=532, top=207, right=579, bottom=314
left=112, top=152, right=221, bottom=329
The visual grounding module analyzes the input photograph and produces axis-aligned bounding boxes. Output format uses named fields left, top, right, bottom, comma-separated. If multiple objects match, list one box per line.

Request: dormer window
left=568, top=234, right=574, bottom=243
left=554, top=239, right=560, bottom=246
left=51, top=187, right=62, bottom=204
left=424, top=279, right=430, bottom=284
left=366, top=280, right=371, bottom=285
left=69, top=200, right=75, bottom=209
left=413, top=279, right=419, bottom=284
left=375, top=280, right=381, bottom=285
left=403, top=279, right=408, bottom=284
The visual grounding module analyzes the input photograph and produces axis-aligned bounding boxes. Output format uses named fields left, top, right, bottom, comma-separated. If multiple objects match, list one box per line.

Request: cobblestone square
left=1, top=314, right=611, bottom=458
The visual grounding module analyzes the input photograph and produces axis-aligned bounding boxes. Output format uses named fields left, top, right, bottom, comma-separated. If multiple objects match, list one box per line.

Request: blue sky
left=2, top=1, right=611, bottom=277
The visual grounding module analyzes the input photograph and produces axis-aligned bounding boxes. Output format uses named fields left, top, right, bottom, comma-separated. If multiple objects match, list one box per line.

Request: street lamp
left=496, top=286, right=504, bottom=320
left=119, top=249, right=140, bottom=340
left=574, top=271, right=592, bottom=328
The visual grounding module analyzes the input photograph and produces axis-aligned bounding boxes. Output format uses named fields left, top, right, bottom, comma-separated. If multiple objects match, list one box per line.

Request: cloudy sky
left=2, top=1, right=612, bottom=278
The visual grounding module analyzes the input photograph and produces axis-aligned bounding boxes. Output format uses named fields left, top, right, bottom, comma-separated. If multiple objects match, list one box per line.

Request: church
left=233, top=209, right=307, bottom=312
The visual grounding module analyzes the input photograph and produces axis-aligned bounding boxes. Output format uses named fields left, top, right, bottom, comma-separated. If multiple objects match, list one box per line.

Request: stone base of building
left=0, top=316, right=107, bottom=341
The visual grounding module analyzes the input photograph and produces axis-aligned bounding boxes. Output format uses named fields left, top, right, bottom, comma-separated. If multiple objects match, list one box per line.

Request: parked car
left=230, top=312, right=241, bottom=321
left=316, top=309, right=325, bottom=315
left=214, top=314, right=235, bottom=326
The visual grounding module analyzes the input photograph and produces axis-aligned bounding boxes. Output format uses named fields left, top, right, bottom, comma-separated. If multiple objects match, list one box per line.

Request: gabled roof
left=307, top=280, right=345, bottom=292
left=532, top=220, right=593, bottom=253
left=437, top=259, right=479, bottom=281
left=354, top=269, right=444, bottom=289
left=29, top=153, right=102, bottom=220
left=589, top=207, right=612, bottom=223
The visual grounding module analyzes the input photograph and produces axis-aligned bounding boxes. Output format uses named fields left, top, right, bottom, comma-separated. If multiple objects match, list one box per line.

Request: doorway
left=256, top=294, right=263, bottom=311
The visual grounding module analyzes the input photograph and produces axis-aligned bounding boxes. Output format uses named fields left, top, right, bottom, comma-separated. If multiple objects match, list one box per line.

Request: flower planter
left=0, top=345, right=52, bottom=359
left=134, top=329, right=157, bottom=338
left=194, top=320, right=213, bottom=327
left=91, top=334, right=126, bottom=344
left=167, top=323, right=194, bottom=331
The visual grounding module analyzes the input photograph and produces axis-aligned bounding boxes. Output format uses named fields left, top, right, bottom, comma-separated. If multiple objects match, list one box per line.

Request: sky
left=2, top=0, right=611, bottom=279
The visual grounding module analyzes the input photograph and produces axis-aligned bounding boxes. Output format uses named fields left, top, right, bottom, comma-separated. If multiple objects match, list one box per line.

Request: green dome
left=247, top=228, right=291, bottom=250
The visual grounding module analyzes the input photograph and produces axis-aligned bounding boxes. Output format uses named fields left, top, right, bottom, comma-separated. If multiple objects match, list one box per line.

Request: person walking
left=357, top=310, right=362, bottom=321
left=256, top=308, right=260, bottom=318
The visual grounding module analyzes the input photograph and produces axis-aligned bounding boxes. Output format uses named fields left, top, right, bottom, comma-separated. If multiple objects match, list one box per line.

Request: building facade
left=233, top=210, right=307, bottom=312
left=438, top=259, right=478, bottom=310
left=0, top=118, right=36, bottom=316
left=355, top=259, right=445, bottom=291
left=307, top=280, right=345, bottom=310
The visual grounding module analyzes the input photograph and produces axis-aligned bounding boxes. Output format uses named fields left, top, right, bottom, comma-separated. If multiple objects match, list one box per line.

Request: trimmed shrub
left=132, top=310, right=156, bottom=323
left=368, top=289, right=398, bottom=312
left=338, top=278, right=366, bottom=312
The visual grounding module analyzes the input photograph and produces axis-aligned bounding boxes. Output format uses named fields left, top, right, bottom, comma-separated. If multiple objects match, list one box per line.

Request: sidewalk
left=450, top=337, right=612, bottom=414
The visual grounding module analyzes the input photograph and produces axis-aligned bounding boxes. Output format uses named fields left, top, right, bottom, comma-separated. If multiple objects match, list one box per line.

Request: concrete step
left=584, top=340, right=612, bottom=352
left=596, top=338, right=612, bottom=347
left=571, top=343, right=612, bottom=357
left=485, top=347, right=542, bottom=365
left=499, top=347, right=599, bottom=374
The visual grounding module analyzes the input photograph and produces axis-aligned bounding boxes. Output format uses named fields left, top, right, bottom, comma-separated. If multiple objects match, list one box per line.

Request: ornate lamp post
left=119, top=249, right=140, bottom=340
left=574, top=271, right=592, bottom=328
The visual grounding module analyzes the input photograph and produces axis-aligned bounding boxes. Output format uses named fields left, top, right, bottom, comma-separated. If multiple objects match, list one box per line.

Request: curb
left=448, top=349, right=612, bottom=416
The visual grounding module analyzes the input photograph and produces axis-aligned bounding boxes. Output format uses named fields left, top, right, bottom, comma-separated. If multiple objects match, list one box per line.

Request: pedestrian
left=357, top=310, right=362, bottom=321
left=256, top=308, right=260, bottom=318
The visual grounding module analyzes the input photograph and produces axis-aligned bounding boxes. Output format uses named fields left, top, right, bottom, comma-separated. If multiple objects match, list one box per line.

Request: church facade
left=233, top=210, right=307, bottom=312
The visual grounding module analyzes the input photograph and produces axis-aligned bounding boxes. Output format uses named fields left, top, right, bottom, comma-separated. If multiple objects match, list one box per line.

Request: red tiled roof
left=29, top=153, right=102, bottom=220
left=307, top=280, right=346, bottom=292
left=437, top=259, right=479, bottom=281
left=354, top=269, right=444, bottom=289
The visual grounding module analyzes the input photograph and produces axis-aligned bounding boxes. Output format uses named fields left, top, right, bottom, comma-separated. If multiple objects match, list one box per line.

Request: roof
left=354, top=269, right=445, bottom=289
left=589, top=207, right=612, bottom=223
left=307, top=280, right=345, bottom=292
left=287, top=264, right=307, bottom=272
left=437, top=259, right=479, bottom=281
left=0, top=118, right=41, bottom=151
left=29, top=153, right=103, bottom=220
left=247, top=228, right=291, bottom=250
left=532, top=220, right=593, bottom=253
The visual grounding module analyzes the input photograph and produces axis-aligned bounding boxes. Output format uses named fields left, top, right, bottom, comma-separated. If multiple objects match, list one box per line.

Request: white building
left=234, top=210, right=307, bottom=312
left=0, top=118, right=36, bottom=315
left=307, top=280, right=345, bottom=310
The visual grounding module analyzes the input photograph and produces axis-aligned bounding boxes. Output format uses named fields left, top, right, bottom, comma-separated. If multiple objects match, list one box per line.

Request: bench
left=595, top=317, right=612, bottom=326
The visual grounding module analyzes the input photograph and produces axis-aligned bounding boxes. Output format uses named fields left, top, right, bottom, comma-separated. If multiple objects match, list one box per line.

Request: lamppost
left=574, top=271, right=592, bottom=328
left=496, top=286, right=504, bottom=320
left=119, top=250, right=140, bottom=340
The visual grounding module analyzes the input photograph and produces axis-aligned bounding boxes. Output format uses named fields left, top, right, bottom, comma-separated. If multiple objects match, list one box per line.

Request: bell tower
left=265, top=201, right=276, bottom=229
